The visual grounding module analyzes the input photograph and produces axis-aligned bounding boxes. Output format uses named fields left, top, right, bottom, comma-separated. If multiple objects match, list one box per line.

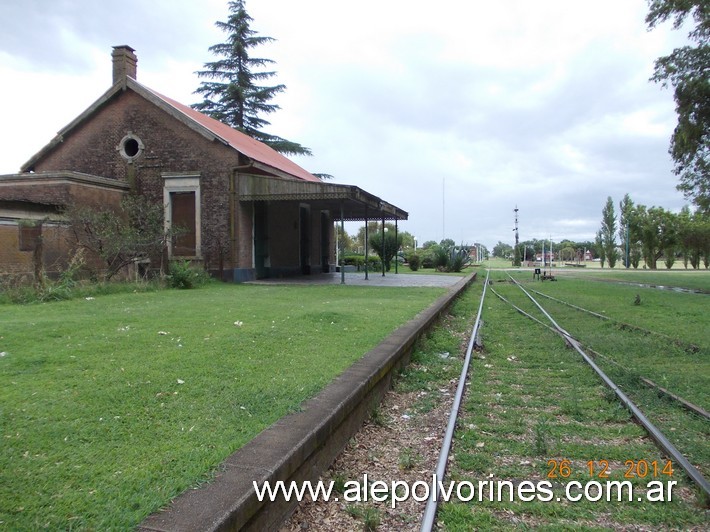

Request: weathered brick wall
left=32, top=91, right=238, bottom=273
left=0, top=223, right=72, bottom=277
left=0, top=178, right=125, bottom=211
left=0, top=174, right=128, bottom=278
left=0, top=223, right=32, bottom=275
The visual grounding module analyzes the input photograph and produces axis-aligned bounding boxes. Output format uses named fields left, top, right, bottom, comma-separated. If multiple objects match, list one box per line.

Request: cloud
left=0, top=0, right=693, bottom=250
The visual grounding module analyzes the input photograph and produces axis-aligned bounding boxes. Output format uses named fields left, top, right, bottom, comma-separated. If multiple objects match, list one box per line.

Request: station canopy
left=238, top=174, right=408, bottom=222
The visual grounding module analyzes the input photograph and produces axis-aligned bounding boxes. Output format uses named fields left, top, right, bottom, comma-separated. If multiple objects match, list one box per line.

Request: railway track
left=498, top=273, right=710, bottom=497
left=286, top=271, right=708, bottom=530
left=423, top=270, right=708, bottom=529
left=490, top=283, right=709, bottom=421
left=526, top=286, right=703, bottom=354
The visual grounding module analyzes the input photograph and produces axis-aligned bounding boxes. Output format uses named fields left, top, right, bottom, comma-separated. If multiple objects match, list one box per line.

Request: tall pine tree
left=193, top=0, right=311, bottom=156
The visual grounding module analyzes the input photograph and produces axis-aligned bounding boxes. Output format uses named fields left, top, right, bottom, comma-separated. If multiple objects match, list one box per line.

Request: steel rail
left=507, top=274, right=710, bottom=499
left=419, top=269, right=490, bottom=532
left=527, top=287, right=702, bottom=353
left=489, top=285, right=558, bottom=334
left=527, top=287, right=609, bottom=320
left=496, top=282, right=710, bottom=422
left=639, top=378, right=710, bottom=421
left=515, top=286, right=709, bottom=421
left=582, top=346, right=710, bottom=422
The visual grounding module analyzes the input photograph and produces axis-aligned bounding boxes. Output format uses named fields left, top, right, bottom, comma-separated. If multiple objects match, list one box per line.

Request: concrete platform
left=139, top=272, right=476, bottom=531
left=248, top=272, right=465, bottom=288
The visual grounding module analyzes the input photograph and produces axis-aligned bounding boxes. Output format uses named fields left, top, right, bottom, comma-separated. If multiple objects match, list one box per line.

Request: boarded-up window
left=171, top=191, right=196, bottom=256
left=19, top=223, right=42, bottom=252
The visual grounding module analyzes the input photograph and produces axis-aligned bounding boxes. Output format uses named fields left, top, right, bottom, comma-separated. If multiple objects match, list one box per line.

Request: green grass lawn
left=395, top=264, right=469, bottom=276
left=0, top=283, right=445, bottom=529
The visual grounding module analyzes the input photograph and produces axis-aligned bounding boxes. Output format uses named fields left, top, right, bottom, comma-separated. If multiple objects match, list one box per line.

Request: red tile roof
left=144, top=87, right=321, bottom=183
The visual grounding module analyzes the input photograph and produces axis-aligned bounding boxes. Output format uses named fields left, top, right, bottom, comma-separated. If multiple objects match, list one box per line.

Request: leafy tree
left=630, top=205, right=679, bottom=269
left=369, top=230, right=403, bottom=271
left=492, top=241, right=513, bottom=259
left=595, top=230, right=606, bottom=268
left=600, top=196, right=618, bottom=268
left=193, top=0, right=311, bottom=156
left=647, top=0, right=709, bottom=211
left=399, top=231, right=415, bottom=251
left=354, top=222, right=403, bottom=253
left=421, top=240, right=438, bottom=250
left=559, top=246, right=576, bottom=261
left=618, top=193, right=635, bottom=268
left=679, top=208, right=710, bottom=268
left=440, top=238, right=456, bottom=249
left=335, top=225, right=355, bottom=253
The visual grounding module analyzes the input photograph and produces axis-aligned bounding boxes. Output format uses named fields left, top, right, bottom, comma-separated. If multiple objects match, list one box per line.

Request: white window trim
left=163, top=173, right=201, bottom=258
left=117, top=133, right=145, bottom=162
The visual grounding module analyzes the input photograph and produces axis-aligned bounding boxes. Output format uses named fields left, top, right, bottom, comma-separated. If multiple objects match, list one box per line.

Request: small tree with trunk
left=64, top=195, right=178, bottom=280
left=369, top=230, right=403, bottom=272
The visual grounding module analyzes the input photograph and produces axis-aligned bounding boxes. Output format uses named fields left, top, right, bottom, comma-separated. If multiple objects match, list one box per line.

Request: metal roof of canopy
left=237, top=174, right=408, bottom=221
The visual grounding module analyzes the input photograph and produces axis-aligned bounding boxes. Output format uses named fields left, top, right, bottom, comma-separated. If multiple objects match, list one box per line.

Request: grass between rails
left=440, top=282, right=707, bottom=529
left=489, top=271, right=709, bottom=483
left=0, top=282, right=445, bottom=530
left=555, top=268, right=710, bottom=293
left=502, top=270, right=709, bottom=410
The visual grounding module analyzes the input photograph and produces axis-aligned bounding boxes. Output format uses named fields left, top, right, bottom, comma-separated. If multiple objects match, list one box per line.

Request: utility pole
left=442, top=177, right=446, bottom=241
left=513, top=206, right=520, bottom=266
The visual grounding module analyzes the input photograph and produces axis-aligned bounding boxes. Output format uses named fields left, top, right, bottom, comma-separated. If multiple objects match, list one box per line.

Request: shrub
left=432, top=245, right=449, bottom=271
left=341, top=255, right=380, bottom=271
left=166, top=260, right=210, bottom=289
left=369, top=231, right=403, bottom=271
left=421, top=250, right=435, bottom=269
left=407, top=252, right=421, bottom=271
left=447, top=247, right=471, bottom=272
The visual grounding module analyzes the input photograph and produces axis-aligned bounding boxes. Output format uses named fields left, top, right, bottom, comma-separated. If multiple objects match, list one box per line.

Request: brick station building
left=0, top=46, right=407, bottom=282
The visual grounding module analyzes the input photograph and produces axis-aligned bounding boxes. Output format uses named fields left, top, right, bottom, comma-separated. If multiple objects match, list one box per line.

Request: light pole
left=382, top=225, right=387, bottom=277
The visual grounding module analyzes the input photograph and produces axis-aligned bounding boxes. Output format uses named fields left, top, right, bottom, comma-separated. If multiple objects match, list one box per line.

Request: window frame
left=163, top=173, right=201, bottom=259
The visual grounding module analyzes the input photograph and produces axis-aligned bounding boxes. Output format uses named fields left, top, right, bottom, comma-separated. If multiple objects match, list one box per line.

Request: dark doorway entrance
left=300, top=206, right=311, bottom=274
left=320, top=212, right=330, bottom=273
left=254, top=202, right=269, bottom=279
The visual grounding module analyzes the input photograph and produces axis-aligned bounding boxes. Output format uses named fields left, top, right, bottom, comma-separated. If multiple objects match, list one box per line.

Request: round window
left=118, top=134, right=144, bottom=161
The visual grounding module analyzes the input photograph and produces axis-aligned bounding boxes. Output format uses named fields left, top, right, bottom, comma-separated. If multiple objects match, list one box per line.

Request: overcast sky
left=0, top=0, right=693, bottom=250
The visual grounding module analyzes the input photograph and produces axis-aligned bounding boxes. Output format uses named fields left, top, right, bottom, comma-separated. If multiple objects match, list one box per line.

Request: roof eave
left=129, top=79, right=230, bottom=147
left=20, top=78, right=230, bottom=173
left=21, top=83, right=126, bottom=172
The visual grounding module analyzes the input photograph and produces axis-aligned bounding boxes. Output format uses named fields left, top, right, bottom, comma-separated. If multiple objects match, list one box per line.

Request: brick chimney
left=112, top=45, right=137, bottom=85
